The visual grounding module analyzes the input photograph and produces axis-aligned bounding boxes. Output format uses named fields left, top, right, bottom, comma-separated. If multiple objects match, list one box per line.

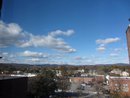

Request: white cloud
left=20, top=50, right=48, bottom=58
left=19, top=31, right=76, bottom=53
left=96, top=37, right=120, bottom=52
left=110, top=53, right=119, bottom=57
left=0, top=21, right=25, bottom=47
left=49, top=29, right=74, bottom=37
left=27, top=58, right=40, bottom=62
left=114, top=48, right=122, bottom=52
left=74, top=56, right=83, bottom=60
left=0, top=51, right=66, bottom=64
left=96, top=46, right=106, bottom=52
left=96, top=37, right=120, bottom=45
left=0, top=21, right=76, bottom=53
left=86, top=59, right=93, bottom=63
left=74, top=56, right=88, bottom=60
left=1, top=52, right=8, bottom=56
left=109, top=48, right=122, bottom=57
left=0, top=52, right=18, bottom=63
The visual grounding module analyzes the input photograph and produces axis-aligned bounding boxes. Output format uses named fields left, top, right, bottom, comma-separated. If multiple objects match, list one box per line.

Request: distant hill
left=0, top=63, right=129, bottom=67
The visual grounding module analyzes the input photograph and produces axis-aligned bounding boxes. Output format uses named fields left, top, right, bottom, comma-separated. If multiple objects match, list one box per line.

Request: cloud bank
left=96, top=37, right=120, bottom=45
left=0, top=21, right=76, bottom=53
left=20, top=50, right=48, bottom=58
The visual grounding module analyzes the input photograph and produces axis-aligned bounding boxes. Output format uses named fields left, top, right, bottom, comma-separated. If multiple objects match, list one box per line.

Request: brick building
left=109, top=77, right=130, bottom=96
left=70, top=77, right=94, bottom=84
left=70, top=75, right=104, bottom=84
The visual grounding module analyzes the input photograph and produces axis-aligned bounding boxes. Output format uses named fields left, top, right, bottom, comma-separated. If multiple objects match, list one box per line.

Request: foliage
left=28, top=70, right=57, bottom=98
left=56, top=76, right=71, bottom=91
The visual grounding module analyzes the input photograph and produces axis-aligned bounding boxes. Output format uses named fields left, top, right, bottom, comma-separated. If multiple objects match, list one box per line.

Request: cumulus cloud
left=27, top=58, right=41, bottom=62
left=96, top=37, right=120, bottom=52
left=49, top=29, right=74, bottom=37
left=96, top=46, right=106, bottom=52
left=0, top=21, right=76, bottom=53
left=0, top=21, right=25, bottom=47
left=19, top=31, right=76, bottom=53
left=0, top=52, right=18, bottom=63
left=110, top=53, right=119, bottom=57
left=109, top=48, right=122, bottom=57
left=114, top=48, right=122, bottom=52
left=74, top=56, right=88, bottom=60
left=74, top=56, right=83, bottom=60
left=0, top=51, right=66, bottom=64
left=96, top=37, right=120, bottom=45
left=0, top=52, right=12, bottom=58
left=20, top=50, right=48, bottom=58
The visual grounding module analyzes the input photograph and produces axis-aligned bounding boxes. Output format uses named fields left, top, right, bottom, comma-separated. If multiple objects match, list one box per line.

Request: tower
left=126, top=23, right=130, bottom=64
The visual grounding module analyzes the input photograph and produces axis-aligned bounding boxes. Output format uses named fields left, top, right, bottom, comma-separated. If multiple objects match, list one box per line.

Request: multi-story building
left=70, top=75, right=104, bottom=84
left=70, top=77, right=95, bottom=84
left=109, top=76, right=130, bottom=96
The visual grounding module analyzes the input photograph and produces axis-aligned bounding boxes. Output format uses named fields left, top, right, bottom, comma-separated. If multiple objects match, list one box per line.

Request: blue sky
left=0, top=0, right=130, bottom=65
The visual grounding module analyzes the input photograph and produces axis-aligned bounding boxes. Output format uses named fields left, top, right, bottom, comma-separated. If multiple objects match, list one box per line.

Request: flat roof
left=110, top=76, right=130, bottom=80
left=0, top=76, right=27, bottom=80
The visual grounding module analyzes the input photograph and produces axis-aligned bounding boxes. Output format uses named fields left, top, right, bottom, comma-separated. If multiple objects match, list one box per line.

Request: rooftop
left=110, top=76, right=130, bottom=80
left=0, top=76, right=27, bottom=80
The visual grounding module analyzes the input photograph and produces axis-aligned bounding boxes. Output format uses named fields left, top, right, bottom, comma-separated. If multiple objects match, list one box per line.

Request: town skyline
left=0, top=0, right=130, bottom=65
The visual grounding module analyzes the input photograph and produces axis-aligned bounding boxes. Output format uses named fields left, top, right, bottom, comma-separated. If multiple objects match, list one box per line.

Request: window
left=122, top=84, right=129, bottom=92
left=115, top=84, right=118, bottom=86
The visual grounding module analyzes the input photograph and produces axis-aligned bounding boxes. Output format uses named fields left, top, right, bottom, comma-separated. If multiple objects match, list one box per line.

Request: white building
left=10, top=73, right=37, bottom=77
left=56, top=70, right=62, bottom=76
left=120, top=71, right=129, bottom=77
left=110, top=69, right=122, bottom=75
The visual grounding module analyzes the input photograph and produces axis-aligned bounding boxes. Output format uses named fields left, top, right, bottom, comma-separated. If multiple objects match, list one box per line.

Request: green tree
left=56, top=76, right=70, bottom=92
left=28, top=70, right=57, bottom=98
left=33, top=77, right=57, bottom=98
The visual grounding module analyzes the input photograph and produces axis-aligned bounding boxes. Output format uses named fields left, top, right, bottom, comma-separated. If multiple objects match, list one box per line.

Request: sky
left=0, top=0, right=130, bottom=65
